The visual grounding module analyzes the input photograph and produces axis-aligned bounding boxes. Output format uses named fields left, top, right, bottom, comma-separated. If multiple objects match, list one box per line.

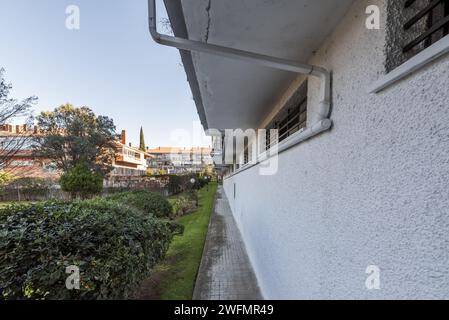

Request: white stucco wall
left=223, top=0, right=449, bottom=299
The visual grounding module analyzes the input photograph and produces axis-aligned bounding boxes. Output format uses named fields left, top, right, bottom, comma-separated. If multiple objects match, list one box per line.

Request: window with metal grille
left=243, top=138, right=249, bottom=165
left=403, top=0, right=449, bottom=54
left=265, top=80, right=308, bottom=151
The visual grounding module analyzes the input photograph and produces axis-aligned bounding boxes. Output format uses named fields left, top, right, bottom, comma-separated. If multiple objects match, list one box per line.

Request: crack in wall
left=204, top=0, right=212, bottom=43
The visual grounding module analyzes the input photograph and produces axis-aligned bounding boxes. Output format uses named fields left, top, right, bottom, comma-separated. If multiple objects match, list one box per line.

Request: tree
left=33, top=104, right=118, bottom=176
left=0, top=68, right=37, bottom=169
left=0, top=171, right=15, bottom=187
left=201, top=165, right=215, bottom=178
left=139, top=126, right=146, bottom=151
left=60, top=162, right=103, bottom=199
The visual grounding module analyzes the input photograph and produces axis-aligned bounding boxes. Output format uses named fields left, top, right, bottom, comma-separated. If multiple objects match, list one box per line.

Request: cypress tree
left=139, top=126, right=146, bottom=151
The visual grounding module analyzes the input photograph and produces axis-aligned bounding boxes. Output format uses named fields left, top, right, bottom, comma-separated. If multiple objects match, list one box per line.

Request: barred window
left=244, top=138, right=249, bottom=165
left=403, top=0, right=449, bottom=54
left=265, top=80, right=307, bottom=151
left=386, top=0, right=449, bottom=71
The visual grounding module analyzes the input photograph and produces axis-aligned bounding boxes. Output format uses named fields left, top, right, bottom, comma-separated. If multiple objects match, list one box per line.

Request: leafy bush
left=0, top=199, right=178, bottom=300
left=167, top=175, right=185, bottom=195
left=6, top=177, right=52, bottom=189
left=172, top=196, right=196, bottom=217
left=195, top=176, right=210, bottom=190
left=186, top=174, right=209, bottom=190
left=186, top=190, right=199, bottom=206
left=146, top=168, right=167, bottom=177
left=60, top=163, right=103, bottom=199
left=0, top=178, right=57, bottom=201
left=167, top=174, right=199, bottom=194
left=0, top=171, right=15, bottom=187
left=105, top=190, right=172, bottom=219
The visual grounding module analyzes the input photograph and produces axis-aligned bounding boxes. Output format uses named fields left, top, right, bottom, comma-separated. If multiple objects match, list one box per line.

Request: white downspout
left=147, top=0, right=332, bottom=123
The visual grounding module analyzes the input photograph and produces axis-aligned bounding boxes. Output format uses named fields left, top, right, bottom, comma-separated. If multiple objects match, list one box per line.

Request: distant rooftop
left=147, top=147, right=211, bottom=155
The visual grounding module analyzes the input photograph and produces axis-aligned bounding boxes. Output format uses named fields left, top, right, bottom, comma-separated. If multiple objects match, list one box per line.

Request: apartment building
left=153, top=0, right=449, bottom=299
left=0, top=124, right=60, bottom=180
left=146, top=146, right=213, bottom=174
left=110, top=130, right=148, bottom=177
left=0, top=126, right=148, bottom=179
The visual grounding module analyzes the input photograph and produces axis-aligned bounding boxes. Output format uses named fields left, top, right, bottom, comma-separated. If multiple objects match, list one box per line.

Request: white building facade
left=146, top=147, right=213, bottom=174
left=157, top=0, right=449, bottom=299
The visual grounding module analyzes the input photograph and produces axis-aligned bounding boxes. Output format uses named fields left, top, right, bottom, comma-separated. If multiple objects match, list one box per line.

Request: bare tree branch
left=0, top=68, right=36, bottom=169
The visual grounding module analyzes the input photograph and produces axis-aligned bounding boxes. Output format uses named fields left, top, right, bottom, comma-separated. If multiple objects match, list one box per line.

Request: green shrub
left=164, top=174, right=211, bottom=195
left=1, top=177, right=54, bottom=201
left=60, top=163, right=103, bottom=199
left=6, top=177, right=52, bottom=189
left=105, top=190, right=172, bottom=219
left=0, top=171, right=15, bottom=187
left=172, top=196, right=196, bottom=217
left=187, top=174, right=209, bottom=190
left=0, top=199, right=178, bottom=300
left=196, top=176, right=210, bottom=189
left=167, top=175, right=185, bottom=195
left=186, top=189, right=199, bottom=204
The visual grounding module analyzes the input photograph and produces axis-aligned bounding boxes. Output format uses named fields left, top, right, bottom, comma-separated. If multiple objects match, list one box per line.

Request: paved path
left=193, top=186, right=263, bottom=300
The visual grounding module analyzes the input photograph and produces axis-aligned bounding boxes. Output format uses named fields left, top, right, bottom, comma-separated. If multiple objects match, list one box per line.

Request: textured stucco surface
left=223, top=0, right=449, bottom=299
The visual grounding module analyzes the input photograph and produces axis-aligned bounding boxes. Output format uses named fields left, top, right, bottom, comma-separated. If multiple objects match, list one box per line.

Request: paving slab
left=193, top=186, right=263, bottom=300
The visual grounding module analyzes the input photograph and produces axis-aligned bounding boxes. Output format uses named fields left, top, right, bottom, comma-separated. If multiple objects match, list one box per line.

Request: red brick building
left=0, top=125, right=148, bottom=180
left=0, top=124, right=60, bottom=180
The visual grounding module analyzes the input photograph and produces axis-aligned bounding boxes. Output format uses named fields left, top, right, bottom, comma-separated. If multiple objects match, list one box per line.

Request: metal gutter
left=161, top=0, right=208, bottom=129
left=148, top=0, right=332, bottom=126
left=148, top=0, right=334, bottom=177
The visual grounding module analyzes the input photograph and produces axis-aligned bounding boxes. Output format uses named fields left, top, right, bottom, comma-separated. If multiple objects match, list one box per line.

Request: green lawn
left=137, top=182, right=217, bottom=300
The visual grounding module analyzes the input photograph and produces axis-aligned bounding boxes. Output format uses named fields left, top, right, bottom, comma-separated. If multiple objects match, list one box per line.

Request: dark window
left=243, top=140, right=249, bottom=165
left=265, top=80, right=308, bottom=151
left=403, top=0, right=449, bottom=54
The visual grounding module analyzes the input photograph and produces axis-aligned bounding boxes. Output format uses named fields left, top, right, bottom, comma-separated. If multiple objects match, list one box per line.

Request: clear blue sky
left=0, top=0, right=210, bottom=148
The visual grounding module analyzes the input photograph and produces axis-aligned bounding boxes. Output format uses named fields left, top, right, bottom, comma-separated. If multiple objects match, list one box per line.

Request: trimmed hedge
left=105, top=190, right=172, bottom=218
left=0, top=199, right=178, bottom=300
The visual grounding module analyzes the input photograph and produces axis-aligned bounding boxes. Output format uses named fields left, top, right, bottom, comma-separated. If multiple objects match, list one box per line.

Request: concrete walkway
left=193, top=186, right=263, bottom=300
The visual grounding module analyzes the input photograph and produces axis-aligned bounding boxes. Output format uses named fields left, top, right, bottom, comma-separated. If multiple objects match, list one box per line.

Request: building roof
left=164, top=0, right=354, bottom=130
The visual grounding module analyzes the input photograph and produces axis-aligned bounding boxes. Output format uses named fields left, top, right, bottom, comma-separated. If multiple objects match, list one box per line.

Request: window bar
left=403, top=6, right=449, bottom=53
left=444, top=0, right=449, bottom=34
left=405, top=0, right=417, bottom=8
left=404, top=0, right=442, bottom=30
left=425, top=6, right=435, bottom=48
left=403, top=0, right=449, bottom=53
